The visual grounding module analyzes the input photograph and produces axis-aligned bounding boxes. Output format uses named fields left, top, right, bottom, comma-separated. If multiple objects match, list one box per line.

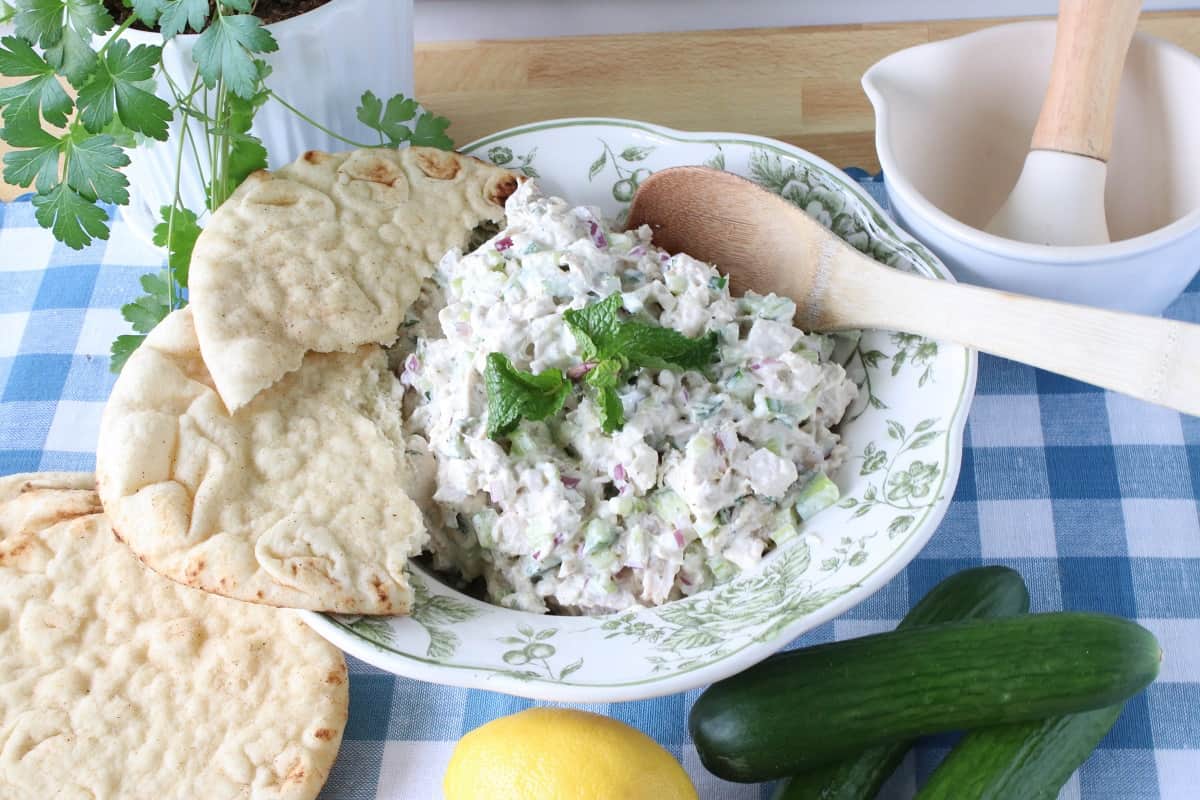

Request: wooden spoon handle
left=827, top=258, right=1200, bottom=416
left=1031, top=0, right=1141, bottom=162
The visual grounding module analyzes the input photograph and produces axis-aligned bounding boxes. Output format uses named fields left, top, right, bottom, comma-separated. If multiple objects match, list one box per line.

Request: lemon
left=443, top=707, right=699, bottom=800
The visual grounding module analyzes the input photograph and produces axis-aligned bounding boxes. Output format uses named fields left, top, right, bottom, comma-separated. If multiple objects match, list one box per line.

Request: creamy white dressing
left=398, top=181, right=858, bottom=615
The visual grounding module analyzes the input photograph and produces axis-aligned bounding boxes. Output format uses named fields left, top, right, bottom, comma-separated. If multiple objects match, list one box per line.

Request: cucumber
left=915, top=702, right=1126, bottom=800
left=773, top=566, right=1031, bottom=800
left=689, top=612, right=1160, bottom=783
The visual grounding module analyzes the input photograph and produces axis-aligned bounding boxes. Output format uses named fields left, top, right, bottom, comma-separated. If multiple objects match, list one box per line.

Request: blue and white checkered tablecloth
left=2, top=177, right=1199, bottom=800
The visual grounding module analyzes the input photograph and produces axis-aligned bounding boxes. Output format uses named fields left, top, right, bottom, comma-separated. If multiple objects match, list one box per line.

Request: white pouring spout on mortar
left=987, top=0, right=1142, bottom=246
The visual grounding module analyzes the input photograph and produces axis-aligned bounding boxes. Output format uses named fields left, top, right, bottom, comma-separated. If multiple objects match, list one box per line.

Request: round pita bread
left=0, top=472, right=348, bottom=799
left=96, top=307, right=427, bottom=614
left=189, top=146, right=520, bottom=411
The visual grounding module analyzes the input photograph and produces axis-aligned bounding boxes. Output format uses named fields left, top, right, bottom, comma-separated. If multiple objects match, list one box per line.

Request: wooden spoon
left=626, top=166, right=1200, bottom=416
left=986, top=0, right=1142, bottom=245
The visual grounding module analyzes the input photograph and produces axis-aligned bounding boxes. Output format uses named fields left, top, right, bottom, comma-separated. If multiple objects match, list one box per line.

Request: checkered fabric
left=2, top=179, right=1198, bottom=800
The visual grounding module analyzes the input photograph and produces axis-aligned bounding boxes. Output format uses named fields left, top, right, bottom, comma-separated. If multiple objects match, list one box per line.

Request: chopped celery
left=470, top=509, right=499, bottom=549
left=709, top=558, right=739, bottom=583
left=794, top=473, right=840, bottom=520
left=770, top=508, right=803, bottom=545
left=725, top=369, right=756, bottom=401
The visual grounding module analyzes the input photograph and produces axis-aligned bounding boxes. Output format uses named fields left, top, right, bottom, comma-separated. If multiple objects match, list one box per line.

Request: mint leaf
left=565, top=293, right=717, bottom=371
left=77, top=39, right=171, bottom=140
left=109, top=333, right=145, bottom=372
left=152, top=204, right=201, bottom=288
left=484, top=352, right=570, bottom=439
left=563, top=293, right=622, bottom=360
left=192, top=12, right=277, bottom=99
left=597, top=385, right=624, bottom=434
left=64, top=130, right=129, bottom=204
left=32, top=180, right=110, bottom=249
left=615, top=323, right=718, bottom=371
left=0, top=35, right=73, bottom=127
left=156, top=0, right=209, bottom=38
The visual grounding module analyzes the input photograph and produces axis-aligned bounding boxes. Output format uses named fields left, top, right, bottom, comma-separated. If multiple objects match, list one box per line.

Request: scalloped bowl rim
left=299, top=118, right=978, bottom=702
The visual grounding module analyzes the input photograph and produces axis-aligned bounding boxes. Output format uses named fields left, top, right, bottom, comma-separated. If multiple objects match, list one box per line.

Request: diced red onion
left=613, top=463, right=626, bottom=482
left=495, top=236, right=514, bottom=251
left=588, top=220, right=608, bottom=249
left=628, top=244, right=646, bottom=259
left=673, top=529, right=686, bottom=548
left=405, top=354, right=420, bottom=373
left=561, top=475, right=581, bottom=489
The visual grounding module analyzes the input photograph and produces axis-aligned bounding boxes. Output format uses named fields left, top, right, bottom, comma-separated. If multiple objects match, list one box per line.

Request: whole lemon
left=443, top=707, right=699, bottom=800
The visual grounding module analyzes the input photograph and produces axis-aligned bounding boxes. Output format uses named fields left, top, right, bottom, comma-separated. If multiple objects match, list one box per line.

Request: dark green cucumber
left=773, top=566, right=1031, bottom=800
left=690, top=612, right=1160, bottom=783
left=915, top=702, right=1126, bottom=800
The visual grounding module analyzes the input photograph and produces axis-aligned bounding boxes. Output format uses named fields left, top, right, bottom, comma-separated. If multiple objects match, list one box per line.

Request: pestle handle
left=1031, top=0, right=1141, bottom=162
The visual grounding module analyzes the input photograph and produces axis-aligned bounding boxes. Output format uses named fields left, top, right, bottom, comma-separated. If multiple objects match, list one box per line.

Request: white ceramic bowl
left=863, top=22, right=1200, bottom=315
left=300, top=119, right=977, bottom=702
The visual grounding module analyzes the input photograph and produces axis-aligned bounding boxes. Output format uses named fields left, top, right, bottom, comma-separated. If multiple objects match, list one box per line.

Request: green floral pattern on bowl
left=300, top=119, right=977, bottom=702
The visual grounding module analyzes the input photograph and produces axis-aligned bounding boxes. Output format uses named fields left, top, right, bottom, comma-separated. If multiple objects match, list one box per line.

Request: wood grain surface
left=2, top=11, right=1199, bottom=202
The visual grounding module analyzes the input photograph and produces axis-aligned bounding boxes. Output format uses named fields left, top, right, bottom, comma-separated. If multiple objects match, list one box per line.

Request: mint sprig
left=485, top=294, right=719, bottom=437
left=484, top=353, right=571, bottom=439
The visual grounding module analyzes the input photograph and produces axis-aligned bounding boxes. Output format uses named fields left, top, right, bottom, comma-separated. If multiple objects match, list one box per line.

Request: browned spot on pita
left=415, top=149, right=462, bottom=181
left=303, top=150, right=332, bottom=165
left=313, top=728, right=335, bottom=741
left=342, top=153, right=405, bottom=186
left=0, top=537, right=31, bottom=565
left=325, top=669, right=345, bottom=686
left=110, top=525, right=126, bottom=544
left=184, top=558, right=205, bottom=581
left=283, top=758, right=306, bottom=784
left=370, top=575, right=389, bottom=605
left=487, top=174, right=519, bottom=207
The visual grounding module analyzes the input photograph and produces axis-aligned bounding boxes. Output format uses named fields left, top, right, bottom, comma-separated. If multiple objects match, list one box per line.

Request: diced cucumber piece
left=710, top=557, right=739, bottom=583
left=470, top=509, right=499, bottom=550
left=509, top=427, right=538, bottom=458
left=583, top=519, right=618, bottom=555
left=649, top=489, right=690, bottom=525
left=794, top=473, right=840, bottom=520
left=725, top=369, right=756, bottom=402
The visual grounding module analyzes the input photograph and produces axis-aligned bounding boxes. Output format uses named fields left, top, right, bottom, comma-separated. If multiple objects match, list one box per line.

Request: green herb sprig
left=0, top=0, right=456, bottom=372
left=484, top=293, right=719, bottom=438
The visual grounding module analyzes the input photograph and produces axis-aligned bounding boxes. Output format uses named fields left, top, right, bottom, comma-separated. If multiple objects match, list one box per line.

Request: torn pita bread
left=189, top=146, right=520, bottom=411
left=96, top=307, right=428, bottom=614
left=0, top=472, right=348, bottom=799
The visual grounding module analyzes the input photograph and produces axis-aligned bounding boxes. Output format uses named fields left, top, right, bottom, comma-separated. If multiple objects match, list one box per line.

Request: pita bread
left=189, top=146, right=520, bottom=411
left=0, top=473, right=348, bottom=800
left=96, top=307, right=427, bottom=614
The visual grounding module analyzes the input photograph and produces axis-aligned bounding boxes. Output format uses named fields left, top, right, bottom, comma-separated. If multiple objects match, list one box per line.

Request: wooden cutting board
left=3, top=12, right=1199, bottom=203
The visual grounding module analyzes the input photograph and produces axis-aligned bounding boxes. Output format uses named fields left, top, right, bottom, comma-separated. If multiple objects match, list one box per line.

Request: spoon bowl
left=627, top=166, right=1200, bottom=416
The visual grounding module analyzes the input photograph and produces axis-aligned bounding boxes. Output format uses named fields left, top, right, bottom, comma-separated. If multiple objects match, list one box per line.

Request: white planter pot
left=120, top=0, right=414, bottom=240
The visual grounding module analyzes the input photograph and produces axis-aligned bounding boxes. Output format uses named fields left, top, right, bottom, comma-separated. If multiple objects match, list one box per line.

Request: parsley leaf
left=32, top=180, right=110, bottom=248
left=1, top=123, right=61, bottom=191
left=76, top=39, right=171, bottom=140
left=484, top=352, right=570, bottom=439
left=16, top=0, right=115, bottom=86
left=109, top=334, right=145, bottom=372
left=152, top=204, right=200, bottom=288
left=63, top=130, right=129, bottom=204
left=153, top=0, right=210, bottom=38
left=192, top=12, right=277, bottom=99
left=0, top=35, right=73, bottom=127
left=356, top=90, right=455, bottom=150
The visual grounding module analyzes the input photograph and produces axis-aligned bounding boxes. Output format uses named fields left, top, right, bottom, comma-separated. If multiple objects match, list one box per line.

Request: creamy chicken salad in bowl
left=301, top=119, right=977, bottom=702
